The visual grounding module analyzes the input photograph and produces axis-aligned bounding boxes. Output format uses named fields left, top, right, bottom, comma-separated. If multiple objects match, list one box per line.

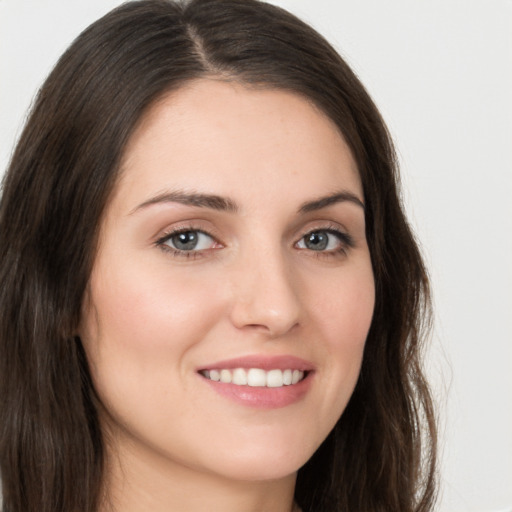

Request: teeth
left=266, top=369, right=283, bottom=388
left=220, top=369, right=232, bottom=383
left=247, top=368, right=266, bottom=387
left=232, top=368, right=247, bottom=385
left=202, top=368, right=305, bottom=388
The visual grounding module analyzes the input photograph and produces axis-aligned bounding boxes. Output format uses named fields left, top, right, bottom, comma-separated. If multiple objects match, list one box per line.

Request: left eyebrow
left=298, top=190, right=365, bottom=213
left=129, top=190, right=239, bottom=215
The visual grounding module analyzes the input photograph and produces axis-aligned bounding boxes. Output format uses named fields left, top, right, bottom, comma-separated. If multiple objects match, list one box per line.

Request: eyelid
left=298, top=221, right=353, bottom=242
left=294, top=223, right=355, bottom=255
left=154, top=223, right=224, bottom=258
left=153, top=219, right=222, bottom=244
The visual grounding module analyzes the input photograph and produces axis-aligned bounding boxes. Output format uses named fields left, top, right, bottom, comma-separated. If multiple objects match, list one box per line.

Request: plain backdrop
left=1, top=1, right=511, bottom=511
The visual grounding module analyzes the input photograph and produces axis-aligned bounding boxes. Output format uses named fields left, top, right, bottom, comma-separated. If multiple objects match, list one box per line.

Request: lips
left=198, top=354, right=314, bottom=372
left=197, top=355, right=314, bottom=408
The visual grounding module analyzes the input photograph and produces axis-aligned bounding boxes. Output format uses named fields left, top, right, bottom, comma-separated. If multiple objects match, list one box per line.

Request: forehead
left=114, top=79, right=362, bottom=212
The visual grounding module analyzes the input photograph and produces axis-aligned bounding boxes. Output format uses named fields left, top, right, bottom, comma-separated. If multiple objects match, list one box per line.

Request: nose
left=229, top=246, right=302, bottom=338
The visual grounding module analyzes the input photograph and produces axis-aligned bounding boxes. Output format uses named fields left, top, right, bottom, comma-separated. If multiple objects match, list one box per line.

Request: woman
left=0, top=1, right=437, bottom=511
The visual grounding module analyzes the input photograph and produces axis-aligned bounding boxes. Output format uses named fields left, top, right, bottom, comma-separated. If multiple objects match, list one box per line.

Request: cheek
left=79, top=259, right=230, bottom=423
left=79, top=260, right=230, bottom=442
left=311, top=258, right=374, bottom=347
left=306, top=260, right=374, bottom=412
left=83, top=260, right=224, bottom=354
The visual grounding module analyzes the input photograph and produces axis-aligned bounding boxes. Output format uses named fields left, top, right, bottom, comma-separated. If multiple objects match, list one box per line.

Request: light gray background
left=1, top=1, right=511, bottom=511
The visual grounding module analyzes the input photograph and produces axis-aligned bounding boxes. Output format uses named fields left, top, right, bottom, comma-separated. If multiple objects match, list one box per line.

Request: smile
left=198, top=355, right=314, bottom=408
left=200, top=368, right=306, bottom=388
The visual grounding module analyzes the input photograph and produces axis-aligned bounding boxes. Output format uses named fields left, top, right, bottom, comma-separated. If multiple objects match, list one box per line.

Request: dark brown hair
left=0, top=1, right=437, bottom=511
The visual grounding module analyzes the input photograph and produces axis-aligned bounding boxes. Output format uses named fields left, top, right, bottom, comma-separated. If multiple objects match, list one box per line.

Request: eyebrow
left=298, top=190, right=365, bottom=213
left=130, top=190, right=239, bottom=214
left=130, top=188, right=364, bottom=215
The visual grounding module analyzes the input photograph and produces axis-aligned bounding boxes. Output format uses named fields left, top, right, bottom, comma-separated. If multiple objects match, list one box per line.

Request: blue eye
left=296, top=229, right=351, bottom=252
left=160, top=230, right=216, bottom=252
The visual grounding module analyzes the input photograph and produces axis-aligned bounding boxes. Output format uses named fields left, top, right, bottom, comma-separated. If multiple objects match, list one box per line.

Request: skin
left=80, top=79, right=375, bottom=512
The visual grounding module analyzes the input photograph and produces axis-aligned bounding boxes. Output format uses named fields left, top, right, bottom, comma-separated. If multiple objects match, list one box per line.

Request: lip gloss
left=200, top=372, right=313, bottom=408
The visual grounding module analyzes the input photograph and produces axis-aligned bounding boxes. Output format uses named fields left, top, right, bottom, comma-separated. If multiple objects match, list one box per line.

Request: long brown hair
left=0, top=1, right=437, bottom=511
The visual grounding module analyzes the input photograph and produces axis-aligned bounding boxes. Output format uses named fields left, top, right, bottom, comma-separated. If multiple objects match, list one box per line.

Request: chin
left=197, top=437, right=316, bottom=483
left=212, top=457, right=303, bottom=483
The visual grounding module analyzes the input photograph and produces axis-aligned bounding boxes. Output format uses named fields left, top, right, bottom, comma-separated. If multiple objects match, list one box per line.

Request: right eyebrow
left=129, top=190, right=239, bottom=215
left=298, top=190, right=365, bottom=213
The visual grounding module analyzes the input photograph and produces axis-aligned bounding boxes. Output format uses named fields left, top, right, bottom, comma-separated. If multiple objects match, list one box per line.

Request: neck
left=100, top=434, right=298, bottom=512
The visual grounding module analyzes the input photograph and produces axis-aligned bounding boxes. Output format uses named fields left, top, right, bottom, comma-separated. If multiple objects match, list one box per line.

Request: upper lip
left=197, top=355, right=315, bottom=372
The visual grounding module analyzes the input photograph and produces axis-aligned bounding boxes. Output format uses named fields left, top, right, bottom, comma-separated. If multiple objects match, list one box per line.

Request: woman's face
left=80, top=79, right=375, bottom=483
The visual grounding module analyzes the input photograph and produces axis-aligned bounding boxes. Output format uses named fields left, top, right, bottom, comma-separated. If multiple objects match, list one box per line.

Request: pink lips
left=198, top=354, right=314, bottom=372
left=198, top=355, right=315, bottom=409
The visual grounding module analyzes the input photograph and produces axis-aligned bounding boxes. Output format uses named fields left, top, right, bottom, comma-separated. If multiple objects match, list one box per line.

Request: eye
left=296, top=229, right=352, bottom=253
left=159, top=229, right=217, bottom=252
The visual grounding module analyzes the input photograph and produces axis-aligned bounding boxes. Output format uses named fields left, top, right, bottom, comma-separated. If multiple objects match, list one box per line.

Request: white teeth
left=220, top=369, right=232, bottom=383
left=247, top=368, right=266, bottom=387
left=232, top=367, right=248, bottom=385
left=266, top=369, right=283, bottom=388
left=202, top=368, right=305, bottom=388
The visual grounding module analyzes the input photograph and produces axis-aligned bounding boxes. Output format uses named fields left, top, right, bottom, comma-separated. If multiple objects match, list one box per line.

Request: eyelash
left=298, top=227, right=354, bottom=258
left=155, top=224, right=354, bottom=260
left=155, top=225, right=217, bottom=260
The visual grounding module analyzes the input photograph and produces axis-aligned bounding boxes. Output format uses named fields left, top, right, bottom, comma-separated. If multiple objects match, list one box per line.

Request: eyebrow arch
left=298, top=190, right=365, bottom=213
left=130, top=190, right=239, bottom=214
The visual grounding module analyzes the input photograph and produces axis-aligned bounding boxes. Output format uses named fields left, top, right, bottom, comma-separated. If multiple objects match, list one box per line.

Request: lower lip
left=200, top=372, right=313, bottom=409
